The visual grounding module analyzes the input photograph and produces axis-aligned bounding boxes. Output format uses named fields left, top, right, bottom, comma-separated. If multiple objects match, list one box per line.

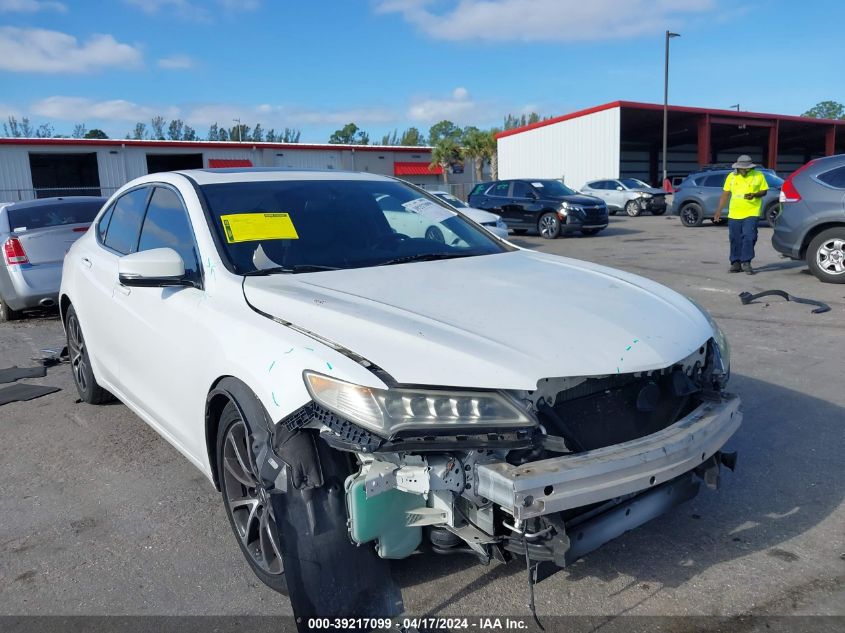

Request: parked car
left=430, top=190, right=509, bottom=239
left=61, top=169, right=738, bottom=620
left=468, top=179, right=608, bottom=238
left=581, top=178, right=668, bottom=216
left=771, top=154, right=845, bottom=284
left=0, top=196, right=106, bottom=321
left=672, top=167, right=782, bottom=227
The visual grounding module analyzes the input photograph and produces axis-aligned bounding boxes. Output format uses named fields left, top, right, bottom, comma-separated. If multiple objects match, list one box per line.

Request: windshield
left=8, top=199, right=103, bottom=232
left=199, top=179, right=510, bottom=274
left=433, top=192, right=468, bottom=208
left=532, top=180, right=577, bottom=197
left=619, top=178, right=650, bottom=189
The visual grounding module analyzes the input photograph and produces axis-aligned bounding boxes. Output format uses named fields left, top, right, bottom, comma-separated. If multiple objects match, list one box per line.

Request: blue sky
left=0, top=0, right=842, bottom=143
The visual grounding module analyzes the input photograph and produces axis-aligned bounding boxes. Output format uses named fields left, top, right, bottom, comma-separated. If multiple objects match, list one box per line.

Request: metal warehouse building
left=0, top=138, right=454, bottom=201
left=497, top=100, right=845, bottom=189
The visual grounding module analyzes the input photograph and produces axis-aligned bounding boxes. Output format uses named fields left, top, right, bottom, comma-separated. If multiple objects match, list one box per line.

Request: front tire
left=0, top=294, right=22, bottom=322
left=625, top=200, right=641, bottom=217
left=217, top=402, right=288, bottom=594
left=538, top=212, right=560, bottom=239
left=679, top=203, right=704, bottom=227
left=65, top=305, right=112, bottom=404
left=806, top=228, right=845, bottom=284
left=425, top=226, right=445, bottom=243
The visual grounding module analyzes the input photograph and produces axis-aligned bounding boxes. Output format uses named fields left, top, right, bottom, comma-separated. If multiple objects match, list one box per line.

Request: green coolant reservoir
left=346, top=473, right=422, bottom=559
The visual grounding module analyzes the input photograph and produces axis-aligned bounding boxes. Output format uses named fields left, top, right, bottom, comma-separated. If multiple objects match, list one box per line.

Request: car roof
left=177, top=168, right=398, bottom=186
left=4, top=196, right=106, bottom=211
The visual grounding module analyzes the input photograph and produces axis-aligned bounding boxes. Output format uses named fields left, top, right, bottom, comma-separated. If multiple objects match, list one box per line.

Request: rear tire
left=424, top=226, right=445, bottom=243
left=679, top=203, right=704, bottom=227
left=765, top=203, right=780, bottom=226
left=538, top=212, right=561, bottom=239
left=217, top=402, right=289, bottom=595
left=625, top=200, right=641, bottom=217
left=806, top=227, right=845, bottom=284
left=65, top=305, right=113, bottom=404
left=0, top=295, right=22, bottom=322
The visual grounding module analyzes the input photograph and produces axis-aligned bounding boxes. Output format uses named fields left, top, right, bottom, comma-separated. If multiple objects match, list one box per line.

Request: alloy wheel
left=66, top=313, right=88, bottom=393
left=539, top=214, right=559, bottom=238
left=222, top=419, right=283, bottom=575
left=816, top=238, right=845, bottom=275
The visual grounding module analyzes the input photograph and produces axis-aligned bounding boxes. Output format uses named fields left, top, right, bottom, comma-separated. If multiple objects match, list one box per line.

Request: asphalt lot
left=1, top=214, right=843, bottom=620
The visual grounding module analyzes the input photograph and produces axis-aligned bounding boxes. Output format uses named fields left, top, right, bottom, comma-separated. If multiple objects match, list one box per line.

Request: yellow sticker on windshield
left=220, top=213, right=299, bottom=243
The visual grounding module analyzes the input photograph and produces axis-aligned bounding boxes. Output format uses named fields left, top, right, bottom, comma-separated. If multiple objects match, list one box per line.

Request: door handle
left=81, top=257, right=92, bottom=269
left=116, top=284, right=131, bottom=296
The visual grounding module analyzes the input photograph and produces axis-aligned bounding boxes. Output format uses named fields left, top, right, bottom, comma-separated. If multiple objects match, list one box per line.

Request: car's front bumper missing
left=476, top=393, right=742, bottom=520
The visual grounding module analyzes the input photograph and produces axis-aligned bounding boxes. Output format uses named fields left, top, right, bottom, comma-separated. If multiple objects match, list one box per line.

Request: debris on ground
left=0, top=365, right=47, bottom=384
left=739, top=290, right=831, bottom=314
left=0, top=383, right=61, bottom=406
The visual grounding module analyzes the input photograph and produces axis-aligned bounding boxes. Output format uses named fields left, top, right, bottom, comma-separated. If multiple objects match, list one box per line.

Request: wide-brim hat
left=732, top=155, right=756, bottom=169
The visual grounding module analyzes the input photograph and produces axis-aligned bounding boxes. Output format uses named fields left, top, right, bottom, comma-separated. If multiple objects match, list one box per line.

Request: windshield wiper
left=376, top=252, right=475, bottom=267
left=243, top=264, right=341, bottom=276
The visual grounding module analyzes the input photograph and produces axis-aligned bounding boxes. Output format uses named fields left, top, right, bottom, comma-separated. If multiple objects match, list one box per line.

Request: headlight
left=303, top=372, right=535, bottom=437
left=686, top=298, right=731, bottom=374
left=637, top=192, right=653, bottom=199
left=559, top=202, right=571, bottom=215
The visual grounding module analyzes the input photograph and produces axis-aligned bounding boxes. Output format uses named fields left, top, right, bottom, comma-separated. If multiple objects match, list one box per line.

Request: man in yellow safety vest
left=714, top=155, right=769, bottom=274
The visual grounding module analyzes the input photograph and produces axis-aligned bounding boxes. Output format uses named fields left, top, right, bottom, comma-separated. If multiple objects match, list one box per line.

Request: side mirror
left=616, top=186, right=624, bottom=191
left=119, top=248, right=193, bottom=288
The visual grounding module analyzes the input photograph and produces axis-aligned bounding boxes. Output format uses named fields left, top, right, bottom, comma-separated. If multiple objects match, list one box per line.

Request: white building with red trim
left=0, top=138, right=483, bottom=202
left=497, top=100, right=845, bottom=189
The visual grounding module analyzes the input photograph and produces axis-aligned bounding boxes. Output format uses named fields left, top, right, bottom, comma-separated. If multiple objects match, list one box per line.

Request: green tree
left=182, top=125, right=197, bottom=141
left=802, top=100, right=845, bottom=120
left=400, top=127, right=424, bottom=146
left=229, top=123, right=250, bottom=142
left=131, top=122, right=147, bottom=140
left=282, top=127, right=301, bottom=143
left=150, top=115, right=166, bottom=140
left=430, top=138, right=460, bottom=185
left=265, top=128, right=277, bottom=142
left=428, top=120, right=461, bottom=146
left=36, top=123, right=54, bottom=138
left=20, top=117, right=33, bottom=137
left=72, top=123, right=87, bottom=138
left=3, top=116, right=21, bottom=137
left=461, top=127, right=490, bottom=182
left=487, top=128, right=501, bottom=180
left=380, top=129, right=399, bottom=145
left=84, top=128, right=108, bottom=139
left=207, top=123, right=219, bottom=141
left=167, top=119, right=184, bottom=140
left=252, top=123, right=264, bottom=142
left=503, top=112, right=543, bottom=129
left=218, top=127, right=229, bottom=141
left=329, top=122, right=369, bottom=144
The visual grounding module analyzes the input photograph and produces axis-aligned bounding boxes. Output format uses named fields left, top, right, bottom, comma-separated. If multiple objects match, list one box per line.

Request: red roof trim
left=0, top=138, right=433, bottom=152
left=208, top=158, right=253, bottom=167
left=497, top=100, right=845, bottom=139
left=394, top=161, right=443, bottom=176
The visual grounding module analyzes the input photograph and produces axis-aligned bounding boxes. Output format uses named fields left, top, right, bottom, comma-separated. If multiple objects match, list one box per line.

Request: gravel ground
left=0, top=214, right=842, bottom=622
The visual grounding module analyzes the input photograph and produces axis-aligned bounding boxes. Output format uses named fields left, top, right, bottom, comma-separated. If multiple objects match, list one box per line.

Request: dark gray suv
left=672, top=168, right=783, bottom=227
left=771, top=154, right=845, bottom=284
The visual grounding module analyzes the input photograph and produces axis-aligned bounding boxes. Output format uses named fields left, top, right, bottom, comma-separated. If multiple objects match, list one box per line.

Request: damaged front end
left=258, top=338, right=739, bottom=623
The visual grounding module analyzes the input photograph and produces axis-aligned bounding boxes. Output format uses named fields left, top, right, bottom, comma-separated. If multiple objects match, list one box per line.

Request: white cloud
left=31, top=96, right=178, bottom=122
left=158, top=54, right=194, bottom=69
left=184, top=103, right=397, bottom=127
left=374, top=0, right=715, bottom=42
left=0, top=27, right=142, bottom=73
left=0, top=0, right=67, bottom=12
left=407, top=86, right=483, bottom=123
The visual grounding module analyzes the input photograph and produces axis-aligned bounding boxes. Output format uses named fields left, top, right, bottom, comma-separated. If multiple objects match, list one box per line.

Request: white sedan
left=60, top=169, right=739, bottom=621
left=429, top=190, right=509, bottom=239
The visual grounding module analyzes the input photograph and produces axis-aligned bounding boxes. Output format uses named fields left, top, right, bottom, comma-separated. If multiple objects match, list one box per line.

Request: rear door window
left=817, top=165, right=845, bottom=189
left=487, top=182, right=511, bottom=197
left=102, top=187, right=150, bottom=255
left=512, top=181, right=533, bottom=198
left=7, top=200, right=103, bottom=232
left=702, top=174, right=727, bottom=188
left=138, top=187, right=201, bottom=278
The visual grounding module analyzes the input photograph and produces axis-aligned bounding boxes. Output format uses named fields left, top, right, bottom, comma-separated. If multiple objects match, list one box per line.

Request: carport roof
left=496, top=100, right=845, bottom=139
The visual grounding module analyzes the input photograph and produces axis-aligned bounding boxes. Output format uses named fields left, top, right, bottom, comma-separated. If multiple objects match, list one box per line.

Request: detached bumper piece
left=476, top=394, right=741, bottom=520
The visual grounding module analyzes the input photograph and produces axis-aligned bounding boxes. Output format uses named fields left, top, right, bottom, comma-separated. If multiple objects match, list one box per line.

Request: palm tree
left=485, top=128, right=501, bottom=181
left=462, top=128, right=488, bottom=182
left=430, top=139, right=459, bottom=185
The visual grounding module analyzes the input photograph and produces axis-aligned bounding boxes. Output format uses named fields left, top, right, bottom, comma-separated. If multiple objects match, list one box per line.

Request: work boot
left=741, top=262, right=754, bottom=275
left=729, top=262, right=741, bottom=273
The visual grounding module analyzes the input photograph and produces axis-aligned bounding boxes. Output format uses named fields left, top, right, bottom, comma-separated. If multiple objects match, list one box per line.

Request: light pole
left=233, top=118, right=242, bottom=142
left=662, top=30, right=680, bottom=186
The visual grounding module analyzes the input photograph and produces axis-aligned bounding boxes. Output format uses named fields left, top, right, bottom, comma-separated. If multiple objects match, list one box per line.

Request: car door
left=71, top=186, right=152, bottom=386
left=606, top=180, right=627, bottom=210
left=111, top=185, right=209, bottom=454
left=510, top=181, right=544, bottom=226
left=484, top=181, right=512, bottom=221
left=699, top=174, right=728, bottom=213
left=588, top=181, right=613, bottom=208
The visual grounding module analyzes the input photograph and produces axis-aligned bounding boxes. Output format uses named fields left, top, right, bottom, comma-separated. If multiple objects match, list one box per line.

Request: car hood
left=462, top=207, right=500, bottom=224
left=243, top=251, right=712, bottom=390
left=544, top=194, right=604, bottom=206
